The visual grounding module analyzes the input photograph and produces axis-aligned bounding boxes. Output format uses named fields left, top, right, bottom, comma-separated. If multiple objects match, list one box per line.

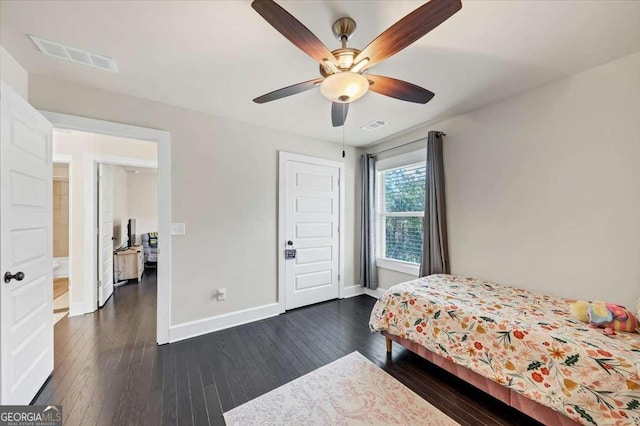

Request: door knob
left=4, top=271, right=25, bottom=283
left=287, top=240, right=293, bottom=246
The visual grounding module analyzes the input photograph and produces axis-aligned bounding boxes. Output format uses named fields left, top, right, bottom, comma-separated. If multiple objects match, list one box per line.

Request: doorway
left=97, top=161, right=158, bottom=308
left=52, top=162, right=71, bottom=324
left=0, top=85, right=170, bottom=405
left=51, top=128, right=159, bottom=314
left=43, top=111, right=172, bottom=344
left=278, top=152, right=345, bottom=310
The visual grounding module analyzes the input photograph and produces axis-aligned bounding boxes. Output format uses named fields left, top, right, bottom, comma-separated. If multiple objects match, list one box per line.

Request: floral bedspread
left=369, top=274, right=640, bottom=426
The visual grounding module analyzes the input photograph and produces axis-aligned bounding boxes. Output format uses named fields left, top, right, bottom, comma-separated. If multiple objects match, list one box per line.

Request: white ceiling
left=2, top=1, right=639, bottom=147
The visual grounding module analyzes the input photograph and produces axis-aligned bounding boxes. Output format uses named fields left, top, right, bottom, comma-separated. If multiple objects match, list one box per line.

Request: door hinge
left=338, top=273, right=340, bottom=281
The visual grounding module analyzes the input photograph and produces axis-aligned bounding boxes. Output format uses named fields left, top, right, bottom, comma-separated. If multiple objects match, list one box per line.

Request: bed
left=369, top=274, right=640, bottom=426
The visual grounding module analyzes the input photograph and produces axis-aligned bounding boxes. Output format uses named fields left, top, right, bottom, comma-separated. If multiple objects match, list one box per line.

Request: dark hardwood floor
left=35, top=271, right=541, bottom=425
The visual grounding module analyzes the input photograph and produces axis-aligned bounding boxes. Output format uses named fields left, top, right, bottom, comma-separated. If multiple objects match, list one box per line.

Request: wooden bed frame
left=383, top=332, right=580, bottom=426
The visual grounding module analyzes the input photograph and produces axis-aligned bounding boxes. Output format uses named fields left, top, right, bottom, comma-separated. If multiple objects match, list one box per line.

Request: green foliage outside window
left=382, top=165, right=426, bottom=263
left=384, top=167, right=425, bottom=212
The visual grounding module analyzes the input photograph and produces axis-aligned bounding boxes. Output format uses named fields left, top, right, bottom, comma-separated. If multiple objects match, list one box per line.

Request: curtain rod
left=369, top=131, right=446, bottom=156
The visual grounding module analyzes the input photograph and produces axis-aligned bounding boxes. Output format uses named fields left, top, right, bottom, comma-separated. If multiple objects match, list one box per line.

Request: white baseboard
left=341, top=284, right=365, bottom=298
left=169, top=302, right=282, bottom=343
left=165, top=287, right=389, bottom=343
left=68, top=302, right=85, bottom=317
left=365, top=288, right=387, bottom=299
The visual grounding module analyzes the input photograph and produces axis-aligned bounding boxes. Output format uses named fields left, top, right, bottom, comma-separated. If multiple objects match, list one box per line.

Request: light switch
left=170, top=223, right=186, bottom=236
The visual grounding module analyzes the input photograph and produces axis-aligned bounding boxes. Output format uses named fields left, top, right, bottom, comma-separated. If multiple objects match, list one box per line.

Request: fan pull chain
left=342, top=124, right=345, bottom=158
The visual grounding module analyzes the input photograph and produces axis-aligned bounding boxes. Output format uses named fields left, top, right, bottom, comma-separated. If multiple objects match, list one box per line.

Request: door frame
left=95, top=155, right=160, bottom=312
left=96, top=162, right=114, bottom=308
left=51, top=154, right=74, bottom=314
left=278, top=151, right=345, bottom=312
left=40, top=111, right=171, bottom=345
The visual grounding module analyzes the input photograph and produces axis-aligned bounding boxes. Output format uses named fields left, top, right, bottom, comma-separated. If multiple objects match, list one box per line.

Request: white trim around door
left=278, top=152, right=346, bottom=312
left=39, top=111, right=172, bottom=345
left=94, top=156, right=158, bottom=310
left=51, top=154, right=80, bottom=316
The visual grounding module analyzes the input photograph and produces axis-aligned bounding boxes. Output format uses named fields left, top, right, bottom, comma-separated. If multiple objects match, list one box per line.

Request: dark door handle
left=4, top=271, right=25, bottom=283
left=287, top=240, right=293, bottom=246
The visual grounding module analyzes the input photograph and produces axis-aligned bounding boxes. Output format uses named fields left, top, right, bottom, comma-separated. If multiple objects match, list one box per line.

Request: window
left=375, top=150, right=426, bottom=274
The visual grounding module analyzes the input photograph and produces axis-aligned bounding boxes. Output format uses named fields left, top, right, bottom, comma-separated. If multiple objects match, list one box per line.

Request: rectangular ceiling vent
left=361, top=119, right=388, bottom=132
left=29, top=35, right=118, bottom=73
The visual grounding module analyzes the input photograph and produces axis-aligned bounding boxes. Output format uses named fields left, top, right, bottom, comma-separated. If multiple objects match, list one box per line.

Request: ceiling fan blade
left=331, top=102, right=349, bottom=127
left=253, top=78, right=323, bottom=104
left=354, top=0, right=462, bottom=70
left=252, top=0, right=337, bottom=66
left=367, top=75, right=434, bottom=104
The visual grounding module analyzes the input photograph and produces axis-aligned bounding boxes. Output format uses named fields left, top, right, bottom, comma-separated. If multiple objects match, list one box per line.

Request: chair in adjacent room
left=141, top=232, right=158, bottom=269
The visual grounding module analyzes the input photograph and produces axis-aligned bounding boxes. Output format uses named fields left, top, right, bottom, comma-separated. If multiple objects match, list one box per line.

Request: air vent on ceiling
left=29, top=35, right=118, bottom=73
left=361, top=119, right=388, bottom=132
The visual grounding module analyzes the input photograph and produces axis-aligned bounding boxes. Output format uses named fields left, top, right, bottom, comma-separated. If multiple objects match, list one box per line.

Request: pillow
left=569, top=300, right=589, bottom=323
left=148, top=232, right=158, bottom=248
left=573, top=301, right=639, bottom=333
left=612, top=305, right=639, bottom=332
left=587, top=302, right=614, bottom=326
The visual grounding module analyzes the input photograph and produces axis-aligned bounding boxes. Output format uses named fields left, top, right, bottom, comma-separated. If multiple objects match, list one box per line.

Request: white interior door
left=97, top=163, right=114, bottom=307
left=283, top=154, right=341, bottom=310
left=0, top=82, right=53, bottom=404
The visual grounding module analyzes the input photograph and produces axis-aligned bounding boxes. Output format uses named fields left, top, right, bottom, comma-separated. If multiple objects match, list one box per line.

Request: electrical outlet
left=217, top=288, right=226, bottom=301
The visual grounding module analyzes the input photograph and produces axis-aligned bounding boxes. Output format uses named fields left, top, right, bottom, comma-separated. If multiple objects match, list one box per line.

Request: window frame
left=375, top=149, right=426, bottom=276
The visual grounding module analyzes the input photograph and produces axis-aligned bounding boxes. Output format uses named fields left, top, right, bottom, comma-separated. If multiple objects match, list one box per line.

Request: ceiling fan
left=251, top=0, right=462, bottom=127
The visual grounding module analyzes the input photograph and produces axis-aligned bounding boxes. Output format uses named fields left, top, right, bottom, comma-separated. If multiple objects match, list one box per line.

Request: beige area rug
left=223, top=351, right=458, bottom=426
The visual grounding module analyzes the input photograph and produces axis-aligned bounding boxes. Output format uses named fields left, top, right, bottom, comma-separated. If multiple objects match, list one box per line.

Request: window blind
left=383, top=164, right=426, bottom=213
left=379, top=162, right=426, bottom=264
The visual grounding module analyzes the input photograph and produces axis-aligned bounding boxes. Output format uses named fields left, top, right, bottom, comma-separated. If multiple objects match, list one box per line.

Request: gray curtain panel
left=420, top=131, right=450, bottom=276
left=360, top=154, right=378, bottom=289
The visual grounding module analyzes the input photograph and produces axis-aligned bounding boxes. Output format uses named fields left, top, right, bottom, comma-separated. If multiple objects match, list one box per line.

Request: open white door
left=0, top=82, right=54, bottom=404
left=97, top=163, right=114, bottom=307
left=281, top=153, right=343, bottom=310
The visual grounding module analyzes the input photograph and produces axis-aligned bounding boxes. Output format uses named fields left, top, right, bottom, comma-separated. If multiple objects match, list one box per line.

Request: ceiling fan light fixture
left=320, top=72, right=369, bottom=103
left=337, top=55, right=353, bottom=69
left=323, top=59, right=340, bottom=74
left=335, top=50, right=355, bottom=69
left=350, top=58, right=370, bottom=74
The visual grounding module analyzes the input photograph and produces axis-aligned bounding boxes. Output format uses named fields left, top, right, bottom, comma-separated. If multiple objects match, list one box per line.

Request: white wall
left=53, top=130, right=157, bottom=314
left=367, top=52, right=640, bottom=309
left=112, top=165, right=128, bottom=248
left=30, top=75, right=361, bottom=326
left=126, top=173, right=158, bottom=245
left=376, top=268, right=415, bottom=289
left=0, top=45, right=28, bottom=99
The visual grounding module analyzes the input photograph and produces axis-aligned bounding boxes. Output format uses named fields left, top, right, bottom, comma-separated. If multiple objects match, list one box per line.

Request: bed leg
left=386, top=337, right=392, bottom=353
